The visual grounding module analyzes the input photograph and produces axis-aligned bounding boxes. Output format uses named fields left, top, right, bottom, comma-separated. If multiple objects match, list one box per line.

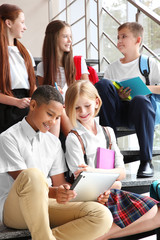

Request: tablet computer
left=70, top=171, right=119, bottom=202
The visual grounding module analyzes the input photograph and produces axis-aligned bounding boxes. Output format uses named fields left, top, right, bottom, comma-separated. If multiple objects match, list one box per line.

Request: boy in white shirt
left=95, top=22, right=160, bottom=178
left=0, top=85, right=112, bottom=240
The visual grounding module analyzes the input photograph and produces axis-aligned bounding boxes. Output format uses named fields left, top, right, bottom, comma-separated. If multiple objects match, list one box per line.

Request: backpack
left=73, top=56, right=99, bottom=84
left=139, top=55, right=160, bottom=125
left=139, top=54, right=150, bottom=85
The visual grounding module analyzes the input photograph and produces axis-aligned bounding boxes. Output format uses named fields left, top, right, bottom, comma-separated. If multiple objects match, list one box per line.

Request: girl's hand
left=16, top=98, right=31, bottom=109
left=118, top=87, right=131, bottom=100
left=74, top=164, right=94, bottom=179
left=97, top=190, right=110, bottom=205
left=56, top=184, right=77, bottom=204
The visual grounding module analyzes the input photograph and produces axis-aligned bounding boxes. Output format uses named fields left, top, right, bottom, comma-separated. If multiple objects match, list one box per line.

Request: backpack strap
left=139, top=55, right=150, bottom=85
left=70, top=130, right=88, bottom=164
left=102, top=127, right=112, bottom=150
left=73, top=56, right=82, bottom=80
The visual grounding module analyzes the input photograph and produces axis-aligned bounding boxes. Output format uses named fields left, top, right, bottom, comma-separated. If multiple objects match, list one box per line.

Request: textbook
left=112, top=76, right=152, bottom=100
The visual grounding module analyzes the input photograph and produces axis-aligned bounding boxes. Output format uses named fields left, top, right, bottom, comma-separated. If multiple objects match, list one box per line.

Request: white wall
left=0, top=0, right=49, bottom=57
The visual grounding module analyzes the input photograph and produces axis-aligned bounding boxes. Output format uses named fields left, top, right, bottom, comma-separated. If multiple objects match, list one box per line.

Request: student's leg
left=95, top=79, right=122, bottom=132
left=128, top=95, right=155, bottom=177
left=3, top=168, right=56, bottom=240
left=96, top=205, right=160, bottom=240
left=49, top=199, right=113, bottom=240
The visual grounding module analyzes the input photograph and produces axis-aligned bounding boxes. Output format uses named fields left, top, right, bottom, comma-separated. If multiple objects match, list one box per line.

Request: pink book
left=96, top=147, right=115, bottom=169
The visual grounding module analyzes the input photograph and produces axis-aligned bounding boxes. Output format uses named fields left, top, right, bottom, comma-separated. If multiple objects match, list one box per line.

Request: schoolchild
left=95, top=22, right=160, bottom=178
left=0, top=85, right=113, bottom=240
left=37, top=20, right=89, bottom=137
left=65, top=80, right=160, bottom=240
left=0, top=4, right=36, bottom=133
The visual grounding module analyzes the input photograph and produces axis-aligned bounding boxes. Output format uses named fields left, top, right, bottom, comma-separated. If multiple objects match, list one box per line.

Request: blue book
left=112, top=76, right=152, bottom=100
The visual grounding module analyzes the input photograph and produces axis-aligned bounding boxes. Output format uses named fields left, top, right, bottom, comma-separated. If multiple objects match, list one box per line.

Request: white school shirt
left=0, top=118, right=67, bottom=222
left=104, top=57, right=160, bottom=85
left=8, top=46, right=35, bottom=90
left=36, top=57, right=88, bottom=99
left=65, top=120, right=124, bottom=174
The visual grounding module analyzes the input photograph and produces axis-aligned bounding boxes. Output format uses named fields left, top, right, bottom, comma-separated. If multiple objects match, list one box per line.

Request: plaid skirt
left=106, top=189, right=159, bottom=228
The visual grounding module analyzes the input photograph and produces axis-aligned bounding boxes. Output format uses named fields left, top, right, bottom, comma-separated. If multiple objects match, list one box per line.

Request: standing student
left=37, top=20, right=89, bottom=137
left=95, top=22, right=160, bottom=178
left=65, top=80, right=160, bottom=240
left=0, top=4, right=36, bottom=133
left=0, top=85, right=112, bottom=240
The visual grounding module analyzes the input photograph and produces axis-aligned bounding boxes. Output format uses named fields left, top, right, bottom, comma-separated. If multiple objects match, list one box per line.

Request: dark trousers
left=95, top=79, right=156, bottom=162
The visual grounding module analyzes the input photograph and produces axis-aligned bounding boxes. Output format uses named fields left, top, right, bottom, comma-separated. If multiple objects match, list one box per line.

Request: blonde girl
left=65, top=80, right=160, bottom=240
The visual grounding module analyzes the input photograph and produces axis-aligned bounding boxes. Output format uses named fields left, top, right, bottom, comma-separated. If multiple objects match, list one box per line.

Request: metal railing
left=48, top=0, right=160, bottom=71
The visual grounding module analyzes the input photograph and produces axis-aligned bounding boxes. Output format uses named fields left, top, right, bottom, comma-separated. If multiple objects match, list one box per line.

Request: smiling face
left=75, top=95, right=99, bottom=126
left=26, top=99, right=63, bottom=133
left=117, top=27, right=140, bottom=55
left=57, top=26, right=72, bottom=54
left=6, top=11, right=27, bottom=39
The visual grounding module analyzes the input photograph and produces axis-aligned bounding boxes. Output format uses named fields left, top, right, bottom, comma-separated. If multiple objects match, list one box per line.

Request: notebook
left=70, top=171, right=119, bottom=202
left=96, top=147, right=115, bottom=169
left=112, top=76, right=152, bottom=100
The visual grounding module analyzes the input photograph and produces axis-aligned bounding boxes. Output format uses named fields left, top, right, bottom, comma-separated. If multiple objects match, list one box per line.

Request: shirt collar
left=75, top=119, right=100, bottom=135
left=21, top=118, right=41, bottom=142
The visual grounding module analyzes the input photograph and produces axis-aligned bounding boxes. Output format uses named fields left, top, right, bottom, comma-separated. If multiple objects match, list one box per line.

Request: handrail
left=128, top=0, right=160, bottom=25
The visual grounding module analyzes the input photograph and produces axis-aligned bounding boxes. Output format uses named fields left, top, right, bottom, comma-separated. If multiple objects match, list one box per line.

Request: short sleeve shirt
left=104, top=57, right=160, bottom=85
left=0, top=118, right=67, bottom=222
left=8, top=46, right=35, bottom=89
left=65, top=120, right=124, bottom=174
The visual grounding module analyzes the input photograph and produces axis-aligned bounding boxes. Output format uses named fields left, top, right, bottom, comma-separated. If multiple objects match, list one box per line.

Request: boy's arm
left=8, top=170, right=23, bottom=180
left=148, top=85, right=160, bottom=94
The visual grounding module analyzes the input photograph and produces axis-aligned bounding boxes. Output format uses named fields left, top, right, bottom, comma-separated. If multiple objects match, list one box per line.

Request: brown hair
left=0, top=4, right=36, bottom=97
left=42, top=20, right=76, bottom=87
left=118, top=22, right=144, bottom=44
left=65, top=80, right=102, bottom=127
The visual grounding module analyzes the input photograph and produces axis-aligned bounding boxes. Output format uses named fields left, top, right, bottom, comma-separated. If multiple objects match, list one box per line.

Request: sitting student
left=0, top=85, right=113, bottom=240
left=95, top=22, right=160, bottom=178
left=0, top=4, right=36, bottom=133
left=65, top=80, right=160, bottom=240
left=36, top=20, right=89, bottom=137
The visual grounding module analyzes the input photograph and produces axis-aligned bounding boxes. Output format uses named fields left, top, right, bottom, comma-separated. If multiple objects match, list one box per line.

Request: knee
left=95, top=79, right=112, bottom=92
left=131, top=95, right=150, bottom=108
left=16, top=168, right=48, bottom=195
left=82, top=202, right=113, bottom=234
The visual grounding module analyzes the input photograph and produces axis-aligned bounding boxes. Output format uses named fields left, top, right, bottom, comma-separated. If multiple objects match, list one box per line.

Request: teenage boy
left=0, top=85, right=112, bottom=240
left=95, top=22, right=160, bottom=178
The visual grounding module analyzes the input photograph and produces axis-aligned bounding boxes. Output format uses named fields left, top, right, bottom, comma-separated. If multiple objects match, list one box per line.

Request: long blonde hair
left=65, top=80, right=102, bottom=127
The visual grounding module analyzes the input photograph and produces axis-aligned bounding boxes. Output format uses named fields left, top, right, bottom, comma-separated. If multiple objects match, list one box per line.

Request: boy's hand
left=56, top=184, right=77, bottom=204
left=97, top=190, right=110, bottom=205
left=118, top=87, right=131, bottom=99
left=74, top=164, right=94, bottom=179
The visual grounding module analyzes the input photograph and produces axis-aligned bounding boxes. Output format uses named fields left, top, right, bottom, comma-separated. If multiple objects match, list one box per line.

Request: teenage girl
left=37, top=20, right=89, bottom=137
left=0, top=4, right=36, bottom=133
left=65, top=80, right=160, bottom=240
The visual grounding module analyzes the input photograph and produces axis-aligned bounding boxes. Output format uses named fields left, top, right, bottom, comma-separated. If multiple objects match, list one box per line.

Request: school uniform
left=65, top=120, right=159, bottom=228
left=0, top=118, right=112, bottom=240
left=0, top=117, right=67, bottom=222
left=37, top=57, right=88, bottom=99
left=95, top=57, right=160, bottom=177
left=0, top=46, right=35, bottom=133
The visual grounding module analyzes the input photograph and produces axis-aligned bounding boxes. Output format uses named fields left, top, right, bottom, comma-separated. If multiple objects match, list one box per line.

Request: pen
left=55, top=82, right=58, bottom=91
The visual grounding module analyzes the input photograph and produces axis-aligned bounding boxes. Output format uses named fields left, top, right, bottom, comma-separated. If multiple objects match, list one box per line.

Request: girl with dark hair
left=37, top=20, right=89, bottom=137
left=0, top=4, right=36, bottom=133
